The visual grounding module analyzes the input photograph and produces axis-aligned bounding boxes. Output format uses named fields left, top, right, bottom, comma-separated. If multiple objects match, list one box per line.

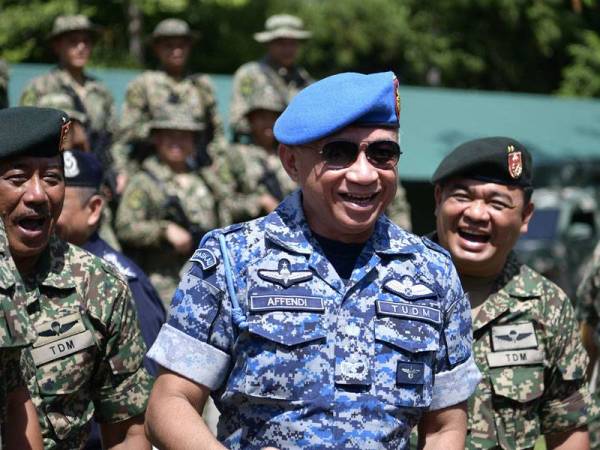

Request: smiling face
left=279, top=125, right=398, bottom=243
left=151, top=128, right=195, bottom=172
left=0, top=155, right=65, bottom=273
left=435, top=178, right=534, bottom=277
left=52, top=31, right=93, bottom=70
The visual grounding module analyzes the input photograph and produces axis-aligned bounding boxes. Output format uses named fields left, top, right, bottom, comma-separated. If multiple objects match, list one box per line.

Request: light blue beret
left=274, top=71, right=400, bottom=145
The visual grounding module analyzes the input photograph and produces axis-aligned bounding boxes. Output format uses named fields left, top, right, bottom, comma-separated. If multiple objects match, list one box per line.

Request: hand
left=165, top=223, right=194, bottom=255
left=259, top=193, right=280, bottom=213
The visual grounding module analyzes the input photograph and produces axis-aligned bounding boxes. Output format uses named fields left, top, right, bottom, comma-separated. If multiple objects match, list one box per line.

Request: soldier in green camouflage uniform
left=229, top=14, right=313, bottom=141
left=19, top=15, right=119, bottom=190
left=115, top=18, right=223, bottom=174
left=0, top=221, right=43, bottom=449
left=576, top=242, right=600, bottom=448
left=431, top=137, right=591, bottom=449
left=0, top=59, right=8, bottom=109
left=0, top=107, right=152, bottom=450
left=116, top=105, right=225, bottom=306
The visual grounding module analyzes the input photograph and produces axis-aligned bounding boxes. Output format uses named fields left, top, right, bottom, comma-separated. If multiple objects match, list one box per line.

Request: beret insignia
left=507, top=145, right=523, bottom=179
left=59, top=119, right=71, bottom=151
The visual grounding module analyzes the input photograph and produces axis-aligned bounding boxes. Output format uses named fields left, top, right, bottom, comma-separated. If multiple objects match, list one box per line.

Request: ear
left=433, top=184, right=443, bottom=216
left=520, top=201, right=535, bottom=234
left=86, top=195, right=104, bottom=229
left=279, top=144, right=300, bottom=182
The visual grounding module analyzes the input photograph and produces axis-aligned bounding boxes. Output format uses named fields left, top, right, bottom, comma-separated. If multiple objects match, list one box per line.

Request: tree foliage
left=1, top=0, right=600, bottom=97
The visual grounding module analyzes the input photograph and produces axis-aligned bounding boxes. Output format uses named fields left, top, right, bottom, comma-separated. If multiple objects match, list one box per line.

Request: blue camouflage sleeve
left=147, top=233, right=233, bottom=390
left=430, top=259, right=481, bottom=410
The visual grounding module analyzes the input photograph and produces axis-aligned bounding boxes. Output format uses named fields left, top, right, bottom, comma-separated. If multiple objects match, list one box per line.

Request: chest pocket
left=30, top=310, right=98, bottom=441
left=375, top=316, right=440, bottom=408
left=240, top=310, right=327, bottom=401
left=488, top=366, right=545, bottom=449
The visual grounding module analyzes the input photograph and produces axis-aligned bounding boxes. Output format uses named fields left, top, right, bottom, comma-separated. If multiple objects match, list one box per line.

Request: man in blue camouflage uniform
left=146, top=72, right=481, bottom=449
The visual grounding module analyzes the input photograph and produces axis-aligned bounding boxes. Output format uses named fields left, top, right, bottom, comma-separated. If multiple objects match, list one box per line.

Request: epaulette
left=222, top=222, right=244, bottom=235
left=421, top=236, right=451, bottom=258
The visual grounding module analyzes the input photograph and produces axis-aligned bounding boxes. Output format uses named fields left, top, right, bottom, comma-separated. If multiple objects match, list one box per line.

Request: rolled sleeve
left=430, top=354, right=481, bottom=410
left=148, top=324, right=230, bottom=390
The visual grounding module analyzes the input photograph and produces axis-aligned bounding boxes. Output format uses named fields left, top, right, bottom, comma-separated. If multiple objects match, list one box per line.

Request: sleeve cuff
left=430, top=354, right=481, bottom=410
left=147, top=324, right=231, bottom=390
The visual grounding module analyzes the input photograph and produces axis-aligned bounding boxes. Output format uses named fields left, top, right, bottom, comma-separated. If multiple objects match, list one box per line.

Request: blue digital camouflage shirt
left=149, top=191, right=481, bottom=449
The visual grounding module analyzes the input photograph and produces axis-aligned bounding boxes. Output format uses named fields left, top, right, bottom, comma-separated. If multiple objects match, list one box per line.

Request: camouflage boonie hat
left=37, top=93, right=87, bottom=124
left=149, top=104, right=204, bottom=132
left=151, top=18, right=198, bottom=42
left=254, top=14, right=311, bottom=43
left=242, top=84, right=285, bottom=117
left=47, top=15, right=100, bottom=41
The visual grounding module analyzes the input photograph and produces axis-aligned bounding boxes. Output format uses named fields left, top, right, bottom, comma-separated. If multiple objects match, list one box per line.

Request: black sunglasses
left=316, top=140, right=402, bottom=170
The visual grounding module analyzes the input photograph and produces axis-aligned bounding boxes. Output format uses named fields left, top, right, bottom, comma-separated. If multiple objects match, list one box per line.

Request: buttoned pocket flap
left=489, top=366, right=544, bottom=403
left=249, top=311, right=325, bottom=347
left=375, top=317, right=440, bottom=353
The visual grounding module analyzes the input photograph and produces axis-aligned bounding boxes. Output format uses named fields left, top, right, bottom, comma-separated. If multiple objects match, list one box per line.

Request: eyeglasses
left=314, top=140, right=402, bottom=170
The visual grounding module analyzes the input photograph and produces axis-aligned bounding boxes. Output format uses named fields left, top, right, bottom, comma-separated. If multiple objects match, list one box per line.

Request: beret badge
left=59, top=118, right=71, bottom=152
left=507, top=144, right=522, bottom=179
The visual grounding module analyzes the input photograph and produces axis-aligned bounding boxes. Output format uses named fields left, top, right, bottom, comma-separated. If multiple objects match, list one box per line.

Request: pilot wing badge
left=258, top=258, right=313, bottom=288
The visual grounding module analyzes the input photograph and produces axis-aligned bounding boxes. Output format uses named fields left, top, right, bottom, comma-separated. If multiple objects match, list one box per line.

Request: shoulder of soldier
left=187, top=72, right=216, bottom=89
left=420, top=235, right=451, bottom=259
left=66, top=242, right=130, bottom=292
left=232, top=61, right=263, bottom=79
left=125, top=70, right=163, bottom=91
left=19, top=71, right=59, bottom=101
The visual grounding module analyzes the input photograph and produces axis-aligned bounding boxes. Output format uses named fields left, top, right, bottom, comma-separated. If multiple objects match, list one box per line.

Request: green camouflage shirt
left=468, top=252, right=590, bottom=449
left=19, top=66, right=117, bottom=137
left=20, top=235, right=152, bottom=450
left=0, top=59, right=8, bottom=109
left=229, top=58, right=313, bottom=137
left=0, top=222, right=37, bottom=429
left=115, top=156, right=223, bottom=305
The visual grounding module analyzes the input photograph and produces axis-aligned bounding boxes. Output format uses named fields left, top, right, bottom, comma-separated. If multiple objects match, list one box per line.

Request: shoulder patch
left=190, top=248, right=218, bottom=271
left=421, top=236, right=451, bottom=258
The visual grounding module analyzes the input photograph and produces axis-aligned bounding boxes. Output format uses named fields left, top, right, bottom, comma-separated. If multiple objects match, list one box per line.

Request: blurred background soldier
left=0, top=222, right=43, bottom=449
left=0, top=107, right=152, bottom=450
left=0, top=59, right=8, bottom=109
left=116, top=105, right=225, bottom=306
left=229, top=14, right=313, bottom=142
left=19, top=15, right=122, bottom=195
left=55, top=150, right=166, bottom=450
left=115, top=18, right=223, bottom=173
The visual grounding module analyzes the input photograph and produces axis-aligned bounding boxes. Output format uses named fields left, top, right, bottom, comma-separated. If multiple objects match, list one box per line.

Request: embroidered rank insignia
left=376, top=300, right=441, bottom=325
left=397, top=361, right=424, bottom=385
left=491, top=322, right=537, bottom=351
left=190, top=248, right=218, bottom=271
left=384, top=277, right=435, bottom=300
left=59, top=118, right=71, bottom=151
left=258, top=258, right=313, bottom=288
left=249, top=294, right=324, bottom=313
left=394, top=76, right=401, bottom=119
left=486, top=348, right=544, bottom=368
left=507, top=145, right=522, bottom=179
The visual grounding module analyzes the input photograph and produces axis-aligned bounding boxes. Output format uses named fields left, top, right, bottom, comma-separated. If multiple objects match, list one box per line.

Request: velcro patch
left=250, top=294, right=324, bottom=313
left=384, top=279, right=435, bottom=300
left=376, top=300, right=441, bottom=325
left=491, top=322, right=537, bottom=351
left=397, top=362, right=425, bottom=385
left=486, top=349, right=544, bottom=368
left=31, top=330, right=95, bottom=366
left=190, top=248, right=218, bottom=271
left=34, top=312, right=86, bottom=347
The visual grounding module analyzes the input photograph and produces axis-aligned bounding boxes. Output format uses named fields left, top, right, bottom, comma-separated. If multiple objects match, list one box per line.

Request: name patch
left=486, top=349, right=544, bottom=368
left=376, top=300, right=441, bottom=325
left=384, top=279, right=435, bottom=300
left=397, top=362, right=425, bottom=385
left=491, top=322, right=537, bottom=351
left=190, top=248, right=218, bottom=271
left=250, top=294, right=324, bottom=312
left=31, top=330, right=95, bottom=366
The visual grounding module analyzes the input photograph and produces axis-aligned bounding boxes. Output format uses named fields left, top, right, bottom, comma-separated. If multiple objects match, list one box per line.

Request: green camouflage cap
left=151, top=18, right=198, bottom=42
left=47, top=15, right=100, bottom=41
left=254, top=14, right=311, bottom=43
left=242, top=84, right=285, bottom=117
left=37, top=93, right=87, bottom=124
left=149, top=104, right=204, bottom=132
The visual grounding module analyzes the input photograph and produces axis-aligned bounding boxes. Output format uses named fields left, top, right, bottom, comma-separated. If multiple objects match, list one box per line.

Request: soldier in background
left=115, top=18, right=223, bottom=174
left=19, top=15, right=122, bottom=194
left=431, top=137, right=590, bottom=449
left=576, top=242, right=600, bottom=448
left=229, top=14, right=313, bottom=142
left=0, top=107, right=152, bottom=449
left=0, top=221, right=43, bottom=449
left=0, top=60, right=9, bottom=109
left=116, top=105, right=226, bottom=306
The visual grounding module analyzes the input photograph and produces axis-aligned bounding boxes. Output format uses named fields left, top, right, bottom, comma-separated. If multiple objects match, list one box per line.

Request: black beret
left=63, top=150, right=103, bottom=189
left=0, top=107, right=71, bottom=160
left=432, top=137, right=532, bottom=188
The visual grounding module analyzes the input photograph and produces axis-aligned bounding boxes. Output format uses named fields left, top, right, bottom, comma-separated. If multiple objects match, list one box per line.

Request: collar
left=264, top=191, right=420, bottom=256
left=25, top=235, right=77, bottom=290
